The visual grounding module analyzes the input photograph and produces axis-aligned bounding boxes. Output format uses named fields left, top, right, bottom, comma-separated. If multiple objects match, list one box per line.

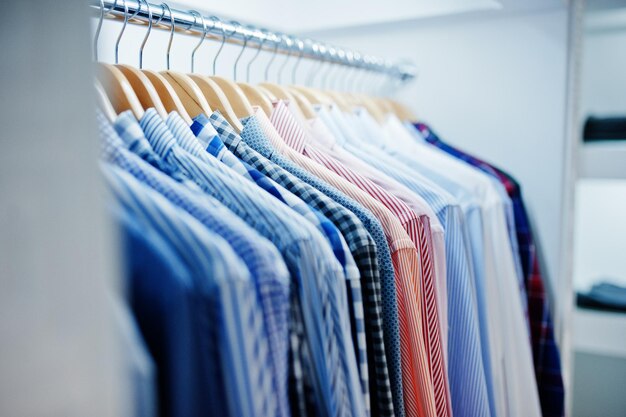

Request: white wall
left=581, top=10, right=626, bottom=117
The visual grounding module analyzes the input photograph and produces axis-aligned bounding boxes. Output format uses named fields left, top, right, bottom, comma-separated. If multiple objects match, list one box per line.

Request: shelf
left=578, top=142, right=626, bottom=179
left=573, top=307, right=626, bottom=358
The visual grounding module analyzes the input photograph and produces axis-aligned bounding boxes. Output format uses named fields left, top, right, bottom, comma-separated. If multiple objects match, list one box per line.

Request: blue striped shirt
left=99, top=112, right=292, bottom=417
left=139, top=109, right=360, bottom=417
left=101, top=162, right=272, bottom=417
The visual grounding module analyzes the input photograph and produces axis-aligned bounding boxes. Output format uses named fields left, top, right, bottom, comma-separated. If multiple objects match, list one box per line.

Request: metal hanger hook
left=291, top=38, right=305, bottom=85
left=276, top=35, right=293, bottom=84
left=246, top=28, right=266, bottom=83
left=306, top=42, right=321, bottom=86
left=232, top=22, right=250, bottom=81
left=159, top=3, right=175, bottom=70
left=210, top=16, right=237, bottom=76
left=138, top=0, right=152, bottom=69
left=265, top=32, right=280, bottom=82
left=114, top=0, right=130, bottom=64
left=93, top=0, right=117, bottom=61
left=188, top=10, right=207, bottom=73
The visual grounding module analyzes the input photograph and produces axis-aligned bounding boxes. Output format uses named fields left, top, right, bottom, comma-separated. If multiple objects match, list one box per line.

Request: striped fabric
left=279, top=103, right=452, bottom=417
left=345, top=139, right=494, bottom=417
left=382, top=116, right=542, bottom=417
left=197, top=110, right=397, bottom=417
left=139, top=109, right=361, bottom=417
left=204, top=112, right=366, bottom=417
left=98, top=112, right=292, bottom=417
left=414, top=122, right=565, bottom=417
left=229, top=110, right=406, bottom=417
left=270, top=103, right=443, bottom=417
left=101, top=162, right=273, bottom=417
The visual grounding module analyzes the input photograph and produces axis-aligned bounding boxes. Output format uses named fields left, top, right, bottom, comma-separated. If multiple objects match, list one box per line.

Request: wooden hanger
left=239, top=82, right=273, bottom=116
left=94, top=79, right=117, bottom=122
left=96, top=63, right=145, bottom=119
left=209, top=77, right=254, bottom=125
left=116, top=65, right=168, bottom=118
left=288, top=88, right=316, bottom=119
left=182, top=12, right=248, bottom=129
left=140, top=70, right=192, bottom=124
left=324, top=90, right=353, bottom=113
left=388, top=99, right=418, bottom=122
left=160, top=71, right=213, bottom=119
left=93, top=1, right=143, bottom=119
left=189, top=74, right=244, bottom=129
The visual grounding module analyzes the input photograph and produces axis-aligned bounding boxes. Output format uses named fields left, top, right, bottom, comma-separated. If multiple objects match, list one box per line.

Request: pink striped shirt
left=262, top=103, right=440, bottom=417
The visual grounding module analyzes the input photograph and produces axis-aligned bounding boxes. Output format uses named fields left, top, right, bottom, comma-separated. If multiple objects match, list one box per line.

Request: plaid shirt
left=415, top=122, right=565, bottom=417
left=205, top=109, right=399, bottom=417
left=233, top=108, right=412, bottom=417
left=202, top=111, right=370, bottom=417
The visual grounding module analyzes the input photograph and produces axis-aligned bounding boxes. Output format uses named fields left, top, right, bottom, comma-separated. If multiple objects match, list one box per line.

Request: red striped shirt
left=270, top=101, right=450, bottom=417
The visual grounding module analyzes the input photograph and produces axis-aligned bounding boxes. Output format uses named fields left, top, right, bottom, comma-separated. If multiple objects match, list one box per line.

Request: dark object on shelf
left=577, top=281, right=626, bottom=313
left=583, top=116, right=626, bottom=142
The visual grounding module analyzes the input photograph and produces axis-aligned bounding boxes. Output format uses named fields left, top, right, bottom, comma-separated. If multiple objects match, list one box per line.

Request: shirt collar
left=113, top=110, right=153, bottom=154
left=208, top=111, right=242, bottom=149
left=96, top=109, right=125, bottom=161
left=139, top=108, right=176, bottom=159
left=249, top=106, right=288, bottom=155
left=269, top=100, right=310, bottom=153
left=190, top=113, right=220, bottom=149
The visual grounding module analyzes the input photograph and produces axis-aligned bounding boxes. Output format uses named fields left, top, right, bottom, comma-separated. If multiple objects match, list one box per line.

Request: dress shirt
left=383, top=116, right=542, bottom=417
left=300, top=105, right=451, bottom=417
left=262, top=105, right=438, bottom=417
left=197, top=111, right=395, bottom=417
left=102, top=163, right=271, bottom=417
left=100, top=112, right=292, bottom=417
left=414, top=122, right=565, bottom=417
left=139, top=109, right=362, bottom=417
left=338, top=112, right=494, bottom=417
left=189, top=112, right=371, bottom=417
left=211, top=109, right=406, bottom=417
left=114, top=205, right=188, bottom=417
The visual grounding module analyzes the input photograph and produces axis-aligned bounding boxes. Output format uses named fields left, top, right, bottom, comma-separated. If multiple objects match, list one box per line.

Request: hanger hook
left=94, top=0, right=116, bottom=61
left=322, top=45, right=337, bottom=90
left=114, top=0, right=130, bottom=64
left=137, top=0, right=152, bottom=69
left=233, top=23, right=252, bottom=81
left=188, top=10, right=207, bottom=73
left=265, top=32, right=280, bottom=81
left=159, top=3, right=175, bottom=70
left=276, top=35, right=293, bottom=84
left=305, top=42, right=319, bottom=86
left=291, top=38, right=305, bottom=85
left=246, top=28, right=266, bottom=83
left=210, top=16, right=237, bottom=76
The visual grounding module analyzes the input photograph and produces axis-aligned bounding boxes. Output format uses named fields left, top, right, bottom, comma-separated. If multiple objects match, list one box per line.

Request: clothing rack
left=91, top=0, right=417, bottom=83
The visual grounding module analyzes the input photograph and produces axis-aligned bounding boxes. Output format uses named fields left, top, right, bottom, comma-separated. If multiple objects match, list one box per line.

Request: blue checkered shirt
left=191, top=112, right=371, bottom=417
left=206, top=111, right=404, bottom=417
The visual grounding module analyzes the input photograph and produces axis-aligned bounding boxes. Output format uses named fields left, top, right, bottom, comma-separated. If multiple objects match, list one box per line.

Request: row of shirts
left=98, top=99, right=564, bottom=417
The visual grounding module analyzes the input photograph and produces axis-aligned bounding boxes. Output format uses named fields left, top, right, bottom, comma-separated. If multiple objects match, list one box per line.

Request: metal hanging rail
left=91, top=0, right=417, bottom=83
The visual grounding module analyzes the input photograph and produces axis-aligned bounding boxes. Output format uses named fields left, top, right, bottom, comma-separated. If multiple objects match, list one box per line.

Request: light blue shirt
left=139, top=109, right=360, bottom=417
left=101, top=162, right=271, bottom=417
